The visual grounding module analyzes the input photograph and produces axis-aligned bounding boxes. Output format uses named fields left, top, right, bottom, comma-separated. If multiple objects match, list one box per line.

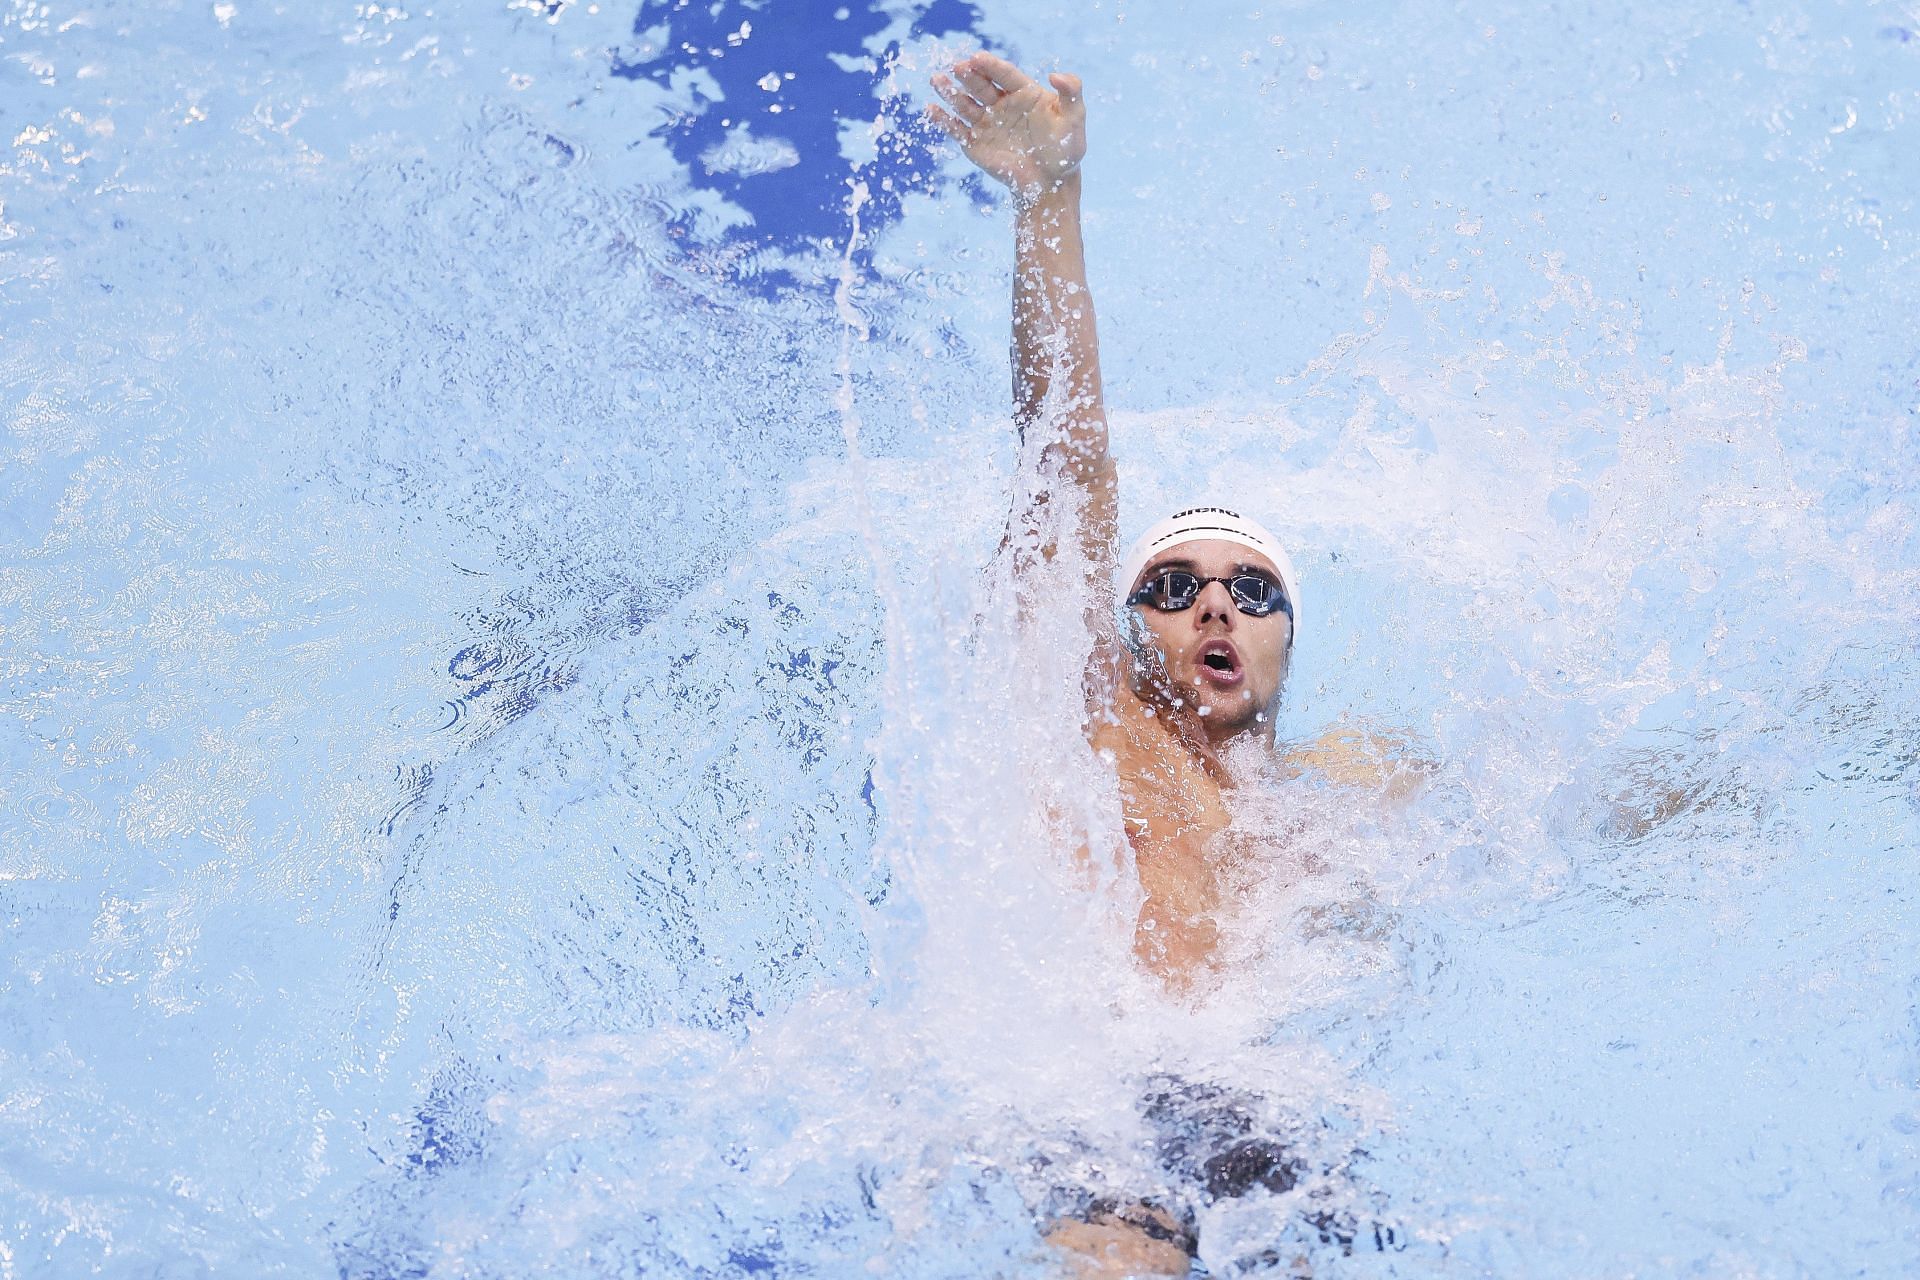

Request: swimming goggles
left=1126, top=569, right=1293, bottom=620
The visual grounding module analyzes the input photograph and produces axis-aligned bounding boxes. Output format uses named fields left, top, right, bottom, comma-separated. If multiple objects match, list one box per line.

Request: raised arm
left=928, top=53, right=1118, bottom=580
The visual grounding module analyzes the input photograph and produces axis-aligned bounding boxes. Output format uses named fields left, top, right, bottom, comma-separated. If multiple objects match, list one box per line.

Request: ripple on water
left=3, top=0, right=1918, bottom=1273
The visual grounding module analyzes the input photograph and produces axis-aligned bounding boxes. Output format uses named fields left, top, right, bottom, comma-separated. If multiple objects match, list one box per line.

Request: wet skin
left=932, top=51, right=1312, bottom=1279
left=1091, top=538, right=1293, bottom=985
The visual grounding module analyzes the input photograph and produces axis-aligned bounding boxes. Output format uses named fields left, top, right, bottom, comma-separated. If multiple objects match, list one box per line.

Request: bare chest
left=1112, top=747, right=1227, bottom=859
left=1093, top=716, right=1237, bottom=978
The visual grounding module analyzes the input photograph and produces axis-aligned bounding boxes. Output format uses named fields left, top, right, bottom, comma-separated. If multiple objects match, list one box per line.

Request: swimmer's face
left=1127, top=538, right=1293, bottom=737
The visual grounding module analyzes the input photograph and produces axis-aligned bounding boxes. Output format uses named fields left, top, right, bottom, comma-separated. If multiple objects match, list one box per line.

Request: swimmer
left=927, top=52, right=1417, bottom=988
left=930, top=52, right=1413, bottom=1277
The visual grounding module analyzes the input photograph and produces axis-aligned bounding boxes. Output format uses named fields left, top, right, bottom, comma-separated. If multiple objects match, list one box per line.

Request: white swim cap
left=1119, top=506, right=1300, bottom=621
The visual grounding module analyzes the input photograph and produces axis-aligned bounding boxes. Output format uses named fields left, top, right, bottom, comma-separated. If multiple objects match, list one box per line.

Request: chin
left=1199, top=692, right=1269, bottom=735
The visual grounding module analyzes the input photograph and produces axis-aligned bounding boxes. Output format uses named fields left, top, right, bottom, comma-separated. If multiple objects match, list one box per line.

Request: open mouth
left=1195, top=640, right=1243, bottom=686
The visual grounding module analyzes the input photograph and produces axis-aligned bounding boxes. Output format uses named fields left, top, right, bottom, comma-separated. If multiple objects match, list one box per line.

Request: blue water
left=2, top=0, right=1916, bottom=1276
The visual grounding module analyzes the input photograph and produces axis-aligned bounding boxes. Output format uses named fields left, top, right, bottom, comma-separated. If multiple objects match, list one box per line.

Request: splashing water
left=2, top=0, right=1916, bottom=1276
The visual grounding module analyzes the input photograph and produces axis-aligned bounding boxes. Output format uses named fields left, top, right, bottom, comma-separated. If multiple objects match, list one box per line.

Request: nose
left=1195, top=578, right=1237, bottom=625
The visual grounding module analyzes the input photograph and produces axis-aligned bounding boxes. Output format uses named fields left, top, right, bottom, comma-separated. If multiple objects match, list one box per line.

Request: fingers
left=923, top=102, right=970, bottom=143
left=931, top=72, right=986, bottom=125
left=954, top=63, right=1004, bottom=108
left=969, top=50, right=1034, bottom=93
left=932, top=54, right=1081, bottom=129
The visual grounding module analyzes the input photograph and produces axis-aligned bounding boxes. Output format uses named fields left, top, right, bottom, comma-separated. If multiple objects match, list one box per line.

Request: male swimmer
left=925, top=52, right=1407, bottom=986
left=929, top=51, right=1408, bottom=1277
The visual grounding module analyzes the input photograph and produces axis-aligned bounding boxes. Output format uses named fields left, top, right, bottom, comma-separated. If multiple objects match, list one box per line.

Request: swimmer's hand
left=1286, top=721, right=1436, bottom=805
left=927, top=52, right=1086, bottom=199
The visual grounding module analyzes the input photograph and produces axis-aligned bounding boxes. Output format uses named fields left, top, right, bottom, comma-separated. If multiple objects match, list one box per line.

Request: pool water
left=2, top=0, right=1916, bottom=1275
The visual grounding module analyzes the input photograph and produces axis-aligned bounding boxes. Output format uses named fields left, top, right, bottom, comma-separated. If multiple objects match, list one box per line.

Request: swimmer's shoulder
left=1087, top=685, right=1164, bottom=761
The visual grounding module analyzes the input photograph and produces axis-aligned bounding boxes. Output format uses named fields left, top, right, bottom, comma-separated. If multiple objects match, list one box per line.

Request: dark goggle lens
left=1227, top=575, right=1283, bottom=615
left=1149, top=571, right=1202, bottom=607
